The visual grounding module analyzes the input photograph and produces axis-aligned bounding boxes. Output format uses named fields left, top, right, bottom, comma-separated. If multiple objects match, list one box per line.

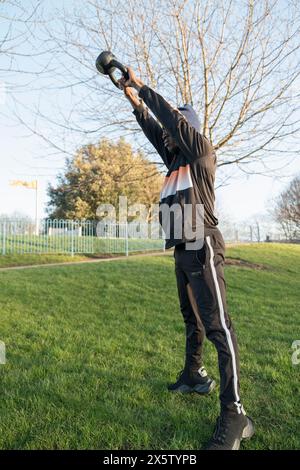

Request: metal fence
left=0, top=219, right=165, bottom=256
left=218, top=221, right=284, bottom=243
left=0, top=218, right=288, bottom=257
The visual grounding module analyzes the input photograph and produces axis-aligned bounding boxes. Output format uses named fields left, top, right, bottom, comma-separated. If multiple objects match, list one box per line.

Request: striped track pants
left=174, top=227, right=243, bottom=414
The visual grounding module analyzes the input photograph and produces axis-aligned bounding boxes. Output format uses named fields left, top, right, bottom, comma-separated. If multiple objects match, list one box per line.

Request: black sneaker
left=167, top=367, right=216, bottom=395
left=205, top=411, right=255, bottom=450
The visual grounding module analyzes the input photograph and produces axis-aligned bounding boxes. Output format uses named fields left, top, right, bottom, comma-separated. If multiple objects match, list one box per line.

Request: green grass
left=0, top=243, right=299, bottom=449
left=0, top=250, right=165, bottom=269
left=0, top=253, right=94, bottom=268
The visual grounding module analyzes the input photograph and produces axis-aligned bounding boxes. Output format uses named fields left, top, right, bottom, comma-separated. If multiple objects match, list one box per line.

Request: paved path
left=0, top=250, right=172, bottom=272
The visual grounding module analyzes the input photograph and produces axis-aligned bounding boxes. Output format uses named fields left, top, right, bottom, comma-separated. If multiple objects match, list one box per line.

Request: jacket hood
left=177, top=104, right=201, bottom=133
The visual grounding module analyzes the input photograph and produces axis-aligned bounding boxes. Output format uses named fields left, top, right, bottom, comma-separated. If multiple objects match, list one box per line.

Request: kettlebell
left=95, top=51, right=129, bottom=89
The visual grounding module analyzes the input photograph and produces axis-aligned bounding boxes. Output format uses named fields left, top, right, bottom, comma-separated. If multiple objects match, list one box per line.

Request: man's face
left=162, top=128, right=178, bottom=153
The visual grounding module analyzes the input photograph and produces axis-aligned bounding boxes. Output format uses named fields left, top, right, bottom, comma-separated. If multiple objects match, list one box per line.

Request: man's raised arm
left=118, top=78, right=172, bottom=169
left=120, top=66, right=210, bottom=165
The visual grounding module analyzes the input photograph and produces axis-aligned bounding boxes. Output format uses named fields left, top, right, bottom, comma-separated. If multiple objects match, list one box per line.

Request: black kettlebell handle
left=109, top=59, right=130, bottom=89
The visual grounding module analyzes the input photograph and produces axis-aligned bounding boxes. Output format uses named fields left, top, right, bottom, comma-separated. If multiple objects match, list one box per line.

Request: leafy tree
left=47, top=137, right=163, bottom=221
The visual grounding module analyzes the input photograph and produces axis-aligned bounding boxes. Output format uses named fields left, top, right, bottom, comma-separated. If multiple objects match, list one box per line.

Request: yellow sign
left=10, top=180, right=37, bottom=189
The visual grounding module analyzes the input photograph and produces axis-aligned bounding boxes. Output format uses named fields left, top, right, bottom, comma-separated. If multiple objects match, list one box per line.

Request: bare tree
left=0, top=0, right=70, bottom=173
left=273, top=175, right=300, bottom=239
left=3, top=0, right=300, bottom=182
left=28, top=0, right=299, bottom=171
left=0, top=1, right=45, bottom=107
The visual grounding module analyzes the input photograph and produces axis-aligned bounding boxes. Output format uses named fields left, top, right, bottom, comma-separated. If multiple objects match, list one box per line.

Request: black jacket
left=133, top=85, right=218, bottom=249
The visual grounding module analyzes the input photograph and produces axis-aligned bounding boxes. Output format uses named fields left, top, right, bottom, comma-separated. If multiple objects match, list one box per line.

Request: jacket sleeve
left=132, top=107, right=173, bottom=169
left=138, top=85, right=210, bottom=163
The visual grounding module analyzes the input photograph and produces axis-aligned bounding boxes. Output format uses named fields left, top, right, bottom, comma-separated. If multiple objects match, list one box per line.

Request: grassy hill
left=0, top=243, right=299, bottom=449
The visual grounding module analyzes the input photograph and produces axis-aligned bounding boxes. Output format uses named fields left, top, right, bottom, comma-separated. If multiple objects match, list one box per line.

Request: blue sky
left=0, top=0, right=299, bottom=224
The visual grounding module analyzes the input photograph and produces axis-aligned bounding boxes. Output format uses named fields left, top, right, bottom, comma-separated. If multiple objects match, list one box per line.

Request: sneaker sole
left=168, top=379, right=216, bottom=395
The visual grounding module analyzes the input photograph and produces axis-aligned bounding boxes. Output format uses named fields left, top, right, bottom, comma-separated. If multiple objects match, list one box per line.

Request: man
left=118, top=68, right=254, bottom=450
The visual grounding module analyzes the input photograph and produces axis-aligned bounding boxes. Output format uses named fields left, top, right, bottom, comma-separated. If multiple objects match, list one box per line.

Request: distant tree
left=274, top=175, right=300, bottom=239
left=47, top=137, right=163, bottom=221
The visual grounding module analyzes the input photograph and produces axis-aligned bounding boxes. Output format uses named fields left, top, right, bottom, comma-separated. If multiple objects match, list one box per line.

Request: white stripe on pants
left=206, top=235, right=243, bottom=414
